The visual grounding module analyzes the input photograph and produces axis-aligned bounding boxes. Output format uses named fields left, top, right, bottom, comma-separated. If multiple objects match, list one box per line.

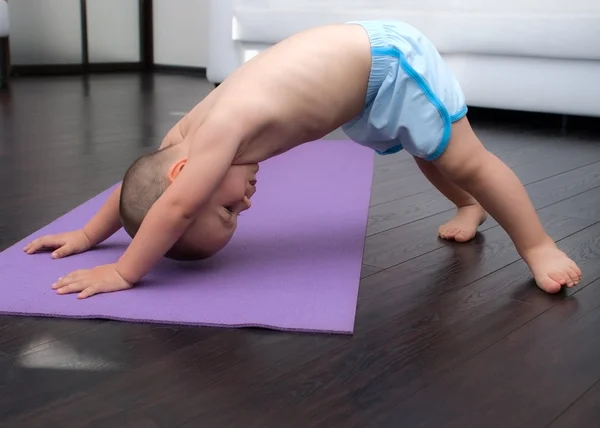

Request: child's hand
left=52, top=263, right=133, bottom=299
left=24, top=230, right=93, bottom=259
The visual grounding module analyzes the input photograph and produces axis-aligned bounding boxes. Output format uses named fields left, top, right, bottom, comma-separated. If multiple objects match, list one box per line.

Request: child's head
left=119, top=145, right=258, bottom=260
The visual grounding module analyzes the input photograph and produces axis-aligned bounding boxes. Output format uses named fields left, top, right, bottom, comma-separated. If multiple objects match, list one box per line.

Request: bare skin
left=432, top=119, right=581, bottom=292
left=25, top=23, right=581, bottom=296
left=414, top=157, right=488, bottom=242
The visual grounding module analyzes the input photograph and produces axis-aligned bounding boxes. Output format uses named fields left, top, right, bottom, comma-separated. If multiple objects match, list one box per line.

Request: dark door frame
left=7, top=0, right=206, bottom=78
left=10, top=0, right=154, bottom=75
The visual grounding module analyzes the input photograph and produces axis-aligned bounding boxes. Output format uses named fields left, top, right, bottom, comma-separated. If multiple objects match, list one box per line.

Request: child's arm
left=25, top=124, right=185, bottom=258
left=24, top=185, right=122, bottom=258
left=51, top=116, right=245, bottom=298
left=115, top=119, right=242, bottom=284
left=82, top=184, right=123, bottom=244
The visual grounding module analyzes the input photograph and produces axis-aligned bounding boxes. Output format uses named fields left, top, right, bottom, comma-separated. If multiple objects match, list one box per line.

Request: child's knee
left=434, top=118, right=489, bottom=183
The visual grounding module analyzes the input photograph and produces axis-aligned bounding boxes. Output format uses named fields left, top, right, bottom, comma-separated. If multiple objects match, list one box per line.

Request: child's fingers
left=51, top=244, right=74, bottom=259
left=53, top=273, right=88, bottom=294
left=78, top=286, right=99, bottom=299
left=24, top=236, right=63, bottom=254
left=52, top=270, right=84, bottom=289
left=23, top=240, right=40, bottom=253
left=55, top=282, right=88, bottom=295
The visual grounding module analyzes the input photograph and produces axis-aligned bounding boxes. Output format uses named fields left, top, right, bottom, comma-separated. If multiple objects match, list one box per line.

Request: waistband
left=346, top=21, right=395, bottom=108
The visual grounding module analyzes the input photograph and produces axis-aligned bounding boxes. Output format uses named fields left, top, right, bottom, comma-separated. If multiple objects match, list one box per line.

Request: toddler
left=25, top=20, right=581, bottom=298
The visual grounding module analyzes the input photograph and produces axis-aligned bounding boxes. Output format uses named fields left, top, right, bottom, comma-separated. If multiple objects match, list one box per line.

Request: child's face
left=169, top=162, right=259, bottom=258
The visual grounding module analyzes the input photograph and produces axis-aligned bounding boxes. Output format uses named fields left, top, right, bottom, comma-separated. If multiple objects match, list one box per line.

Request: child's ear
left=168, top=158, right=187, bottom=183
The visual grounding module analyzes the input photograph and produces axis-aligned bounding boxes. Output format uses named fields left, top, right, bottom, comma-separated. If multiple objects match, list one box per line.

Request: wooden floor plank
left=527, top=161, right=600, bottom=209
left=364, top=162, right=600, bottom=269
left=376, top=278, right=600, bottom=428
left=0, top=322, right=221, bottom=422
left=172, top=220, right=600, bottom=428
left=367, top=189, right=454, bottom=236
left=360, top=264, right=382, bottom=278
left=542, top=185, right=600, bottom=222
left=2, top=73, right=600, bottom=427
left=79, top=220, right=600, bottom=428
left=547, top=378, right=600, bottom=428
left=370, top=125, right=600, bottom=208
left=0, top=317, right=102, bottom=359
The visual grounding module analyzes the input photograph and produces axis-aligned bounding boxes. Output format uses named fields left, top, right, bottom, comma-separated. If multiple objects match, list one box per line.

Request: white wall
left=153, top=0, right=209, bottom=67
left=8, top=0, right=82, bottom=65
left=87, top=0, right=140, bottom=63
left=233, top=0, right=600, bottom=13
left=0, top=1, right=9, bottom=37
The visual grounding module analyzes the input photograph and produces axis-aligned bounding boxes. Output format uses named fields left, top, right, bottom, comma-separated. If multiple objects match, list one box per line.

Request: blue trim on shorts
left=450, top=105, right=468, bottom=122
left=376, top=145, right=403, bottom=155
left=371, top=46, right=467, bottom=161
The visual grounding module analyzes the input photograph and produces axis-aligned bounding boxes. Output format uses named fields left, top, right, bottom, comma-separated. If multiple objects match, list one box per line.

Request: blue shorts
left=341, top=20, right=467, bottom=161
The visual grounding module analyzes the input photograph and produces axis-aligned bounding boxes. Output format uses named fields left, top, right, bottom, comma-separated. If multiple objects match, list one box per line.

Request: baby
left=24, top=20, right=581, bottom=298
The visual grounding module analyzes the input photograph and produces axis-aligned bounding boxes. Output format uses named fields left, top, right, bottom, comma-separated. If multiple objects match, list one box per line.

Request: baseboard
left=466, top=106, right=600, bottom=132
left=11, top=64, right=84, bottom=76
left=11, top=62, right=144, bottom=76
left=0, top=37, right=10, bottom=89
left=88, top=62, right=144, bottom=72
left=9, top=63, right=207, bottom=80
left=153, top=64, right=207, bottom=77
left=10, top=63, right=206, bottom=77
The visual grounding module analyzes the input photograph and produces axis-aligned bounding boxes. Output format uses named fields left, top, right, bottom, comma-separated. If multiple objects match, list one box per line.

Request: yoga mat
left=0, top=140, right=374, bottom=334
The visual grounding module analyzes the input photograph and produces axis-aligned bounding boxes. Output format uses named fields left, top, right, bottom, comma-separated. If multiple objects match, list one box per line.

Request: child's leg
left=414, top=157, right=487, bottom=242
left=432, top=116, right=582, bottom=294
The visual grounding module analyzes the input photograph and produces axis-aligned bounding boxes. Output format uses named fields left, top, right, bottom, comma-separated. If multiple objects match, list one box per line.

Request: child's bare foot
left=522, top=243, right=582, bottom=294
left=438, top=204, right=488, bottom=242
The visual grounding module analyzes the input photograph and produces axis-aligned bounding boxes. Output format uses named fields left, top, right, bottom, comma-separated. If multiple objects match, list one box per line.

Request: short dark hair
left=119, top=147, right=175, bottom=238
left=119, top=146, right=208, bottom=262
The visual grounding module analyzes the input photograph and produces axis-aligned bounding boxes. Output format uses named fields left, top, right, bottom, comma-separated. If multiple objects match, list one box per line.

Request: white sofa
left=207, top=0, right=600, bottom=117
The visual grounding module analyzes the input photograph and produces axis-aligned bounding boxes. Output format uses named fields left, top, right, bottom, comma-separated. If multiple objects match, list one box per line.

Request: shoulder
left=159, top=120, right=186, bottom=149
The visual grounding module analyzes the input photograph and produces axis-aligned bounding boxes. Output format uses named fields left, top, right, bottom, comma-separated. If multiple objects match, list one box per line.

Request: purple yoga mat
left=0, top=140, right=373, bottom=334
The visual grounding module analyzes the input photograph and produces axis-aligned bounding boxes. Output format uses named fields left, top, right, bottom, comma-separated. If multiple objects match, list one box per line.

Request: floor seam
left=365, top=182, right=600, bottom=241
left=386, top=276, right=600, bottom=416
left=368, top=158, right=600, bottom=210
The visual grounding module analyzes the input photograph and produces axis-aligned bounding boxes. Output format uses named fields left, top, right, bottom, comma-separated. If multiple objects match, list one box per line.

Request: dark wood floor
left=1, top=73, right=600, bottom=428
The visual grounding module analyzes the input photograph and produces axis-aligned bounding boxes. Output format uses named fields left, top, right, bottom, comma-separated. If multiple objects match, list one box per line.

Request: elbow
left=155, top=191, right=198, bottom=226
left=170, top=199, right=198, bottom=223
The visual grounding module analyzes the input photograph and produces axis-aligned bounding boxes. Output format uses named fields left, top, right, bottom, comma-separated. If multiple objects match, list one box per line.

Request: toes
left=570, top=261, right=582, bottom=278
left=554, top=269, right=575, bottom=288
left=548, top=270, right=574, bottom=287
left=536, top=276, right=562, bottom=294
left=439, top=226, right=475, bottom=242
left=455, top=230, right=475, bottom=243
left=439, top=225, right=460, bottom=240
left=454, top=233, right=468, bottom=242
left=548, top=271, right=570, bottom=287
left=438, top=225, right=449, bottom=235
left=566, top=267, right=580, bottom=287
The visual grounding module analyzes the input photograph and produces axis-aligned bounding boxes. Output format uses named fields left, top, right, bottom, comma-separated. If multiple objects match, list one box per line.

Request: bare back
left=181, top=24, right=373, bottom=164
